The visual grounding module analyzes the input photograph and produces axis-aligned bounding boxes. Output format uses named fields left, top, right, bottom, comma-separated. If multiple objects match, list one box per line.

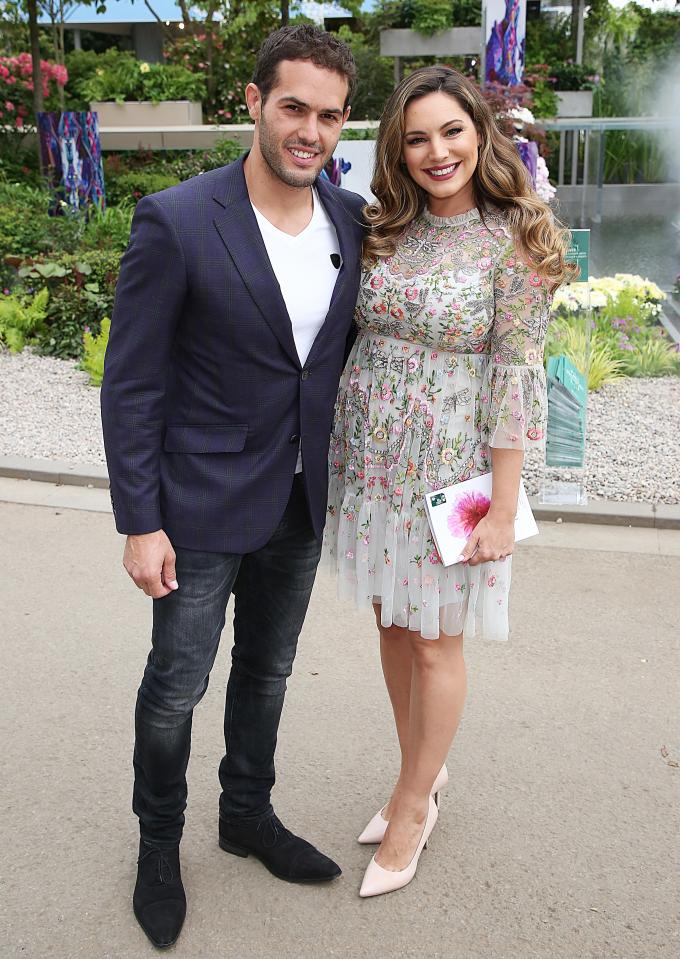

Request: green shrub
left=0, top=138, right=43, bottom=188
left=335, top=27, right=394, bottom=123
left=549, top=62, right=599, bottom=92
left=0, top=182, right=95, bottom=275
left=168, top=138, right=244, bottom=181
left=104, top=169, right=181, bottom=206
left=78, top=202, right=134, bottom=252
left=68, top=48, right=206, bottom=105
left=18, top=250, right=120, bottom=359
left=621, top=340, right=680, bottom=377
left=547, top=322, right=624, bottom=390
left=81, top=316, right=110, bottom=386
left=0, top=288, right=49, bottom=352
left=138, top=64, right=206, bottom=104
left=410, top=0, right=453, bottom=36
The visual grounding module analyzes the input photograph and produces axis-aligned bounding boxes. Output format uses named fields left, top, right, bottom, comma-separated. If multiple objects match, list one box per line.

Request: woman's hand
left=458, top=512, right=515, bottom=566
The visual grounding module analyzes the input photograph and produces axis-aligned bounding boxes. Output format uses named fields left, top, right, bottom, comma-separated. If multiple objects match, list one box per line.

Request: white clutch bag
left=424, top=472, right=538, bottom=567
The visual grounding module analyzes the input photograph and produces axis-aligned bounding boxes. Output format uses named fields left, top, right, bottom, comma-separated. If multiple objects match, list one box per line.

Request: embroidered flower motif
left=526, top=427, right=544, bottom=441
left=487, top=575, right=496, bottom=587
left=405, top=286, right=419, bottom=301
left=370, top=275, right=384, bottom=290
left=441, top=448, right=455, bottom=465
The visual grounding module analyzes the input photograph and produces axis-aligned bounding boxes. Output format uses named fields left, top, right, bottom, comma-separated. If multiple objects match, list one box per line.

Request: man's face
left=246, top=59, right=350, bottom=189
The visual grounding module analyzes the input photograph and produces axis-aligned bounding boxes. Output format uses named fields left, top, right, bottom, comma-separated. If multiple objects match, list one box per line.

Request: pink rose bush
left=0, top=55, right=68, bottom=130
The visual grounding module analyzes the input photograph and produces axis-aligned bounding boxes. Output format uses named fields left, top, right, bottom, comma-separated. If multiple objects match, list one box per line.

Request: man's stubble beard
left=257, top=110, right=329, bottom=189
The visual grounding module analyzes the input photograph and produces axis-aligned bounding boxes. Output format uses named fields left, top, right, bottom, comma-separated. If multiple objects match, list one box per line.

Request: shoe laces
left=139, top=845, right=175, bottom=884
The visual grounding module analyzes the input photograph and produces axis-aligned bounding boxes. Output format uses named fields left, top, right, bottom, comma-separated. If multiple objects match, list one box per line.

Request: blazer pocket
left=164, top=424, right=248, bottom=454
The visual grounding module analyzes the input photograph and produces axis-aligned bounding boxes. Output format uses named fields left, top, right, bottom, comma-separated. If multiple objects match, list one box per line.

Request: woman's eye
left=446, top=128, right=463, bottom=137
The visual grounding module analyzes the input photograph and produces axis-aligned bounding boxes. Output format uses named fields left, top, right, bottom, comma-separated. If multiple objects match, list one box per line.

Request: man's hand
left=458, top=514, right=515, bottom=567
left=123, top=530, right=179, bottom=598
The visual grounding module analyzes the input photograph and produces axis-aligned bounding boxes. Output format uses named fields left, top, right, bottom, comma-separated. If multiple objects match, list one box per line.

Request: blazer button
left=289, top=434, right=300, bottom=444
left=301, top=369, right=310, bottom=381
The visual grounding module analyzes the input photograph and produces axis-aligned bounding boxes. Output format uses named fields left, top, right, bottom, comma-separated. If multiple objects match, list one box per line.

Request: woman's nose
left=428, top=137, right=450, bottom=162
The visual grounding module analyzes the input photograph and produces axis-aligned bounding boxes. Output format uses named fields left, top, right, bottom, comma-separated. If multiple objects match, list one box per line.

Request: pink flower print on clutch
left=446, top=491, right=491, bottom=538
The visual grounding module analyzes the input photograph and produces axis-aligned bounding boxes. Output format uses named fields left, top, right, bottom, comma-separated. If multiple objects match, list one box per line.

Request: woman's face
left=402, top=91, right=479, bottom=216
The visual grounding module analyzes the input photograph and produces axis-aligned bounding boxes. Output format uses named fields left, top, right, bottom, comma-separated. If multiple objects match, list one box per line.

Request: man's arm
left=101, top=194, right=187, bottom=597
left=101, top=194, right=186, bottom=533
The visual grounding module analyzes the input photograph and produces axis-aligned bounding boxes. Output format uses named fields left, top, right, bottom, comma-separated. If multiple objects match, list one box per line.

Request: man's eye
left=286, top=105, right=300, bottom=112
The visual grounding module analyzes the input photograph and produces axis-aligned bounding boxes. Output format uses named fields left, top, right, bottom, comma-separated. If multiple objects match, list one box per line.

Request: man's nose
left=297, top=114, right=320, bottom=145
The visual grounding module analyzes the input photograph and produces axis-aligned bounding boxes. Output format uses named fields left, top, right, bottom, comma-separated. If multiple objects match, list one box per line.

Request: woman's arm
left=460, top=234, right=553, bottom=565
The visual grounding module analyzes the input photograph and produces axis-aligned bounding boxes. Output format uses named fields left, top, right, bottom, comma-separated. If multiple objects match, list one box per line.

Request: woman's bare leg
left=373, top=604, right=413, bottom=817
left=375, top=627, right=467, bottom=870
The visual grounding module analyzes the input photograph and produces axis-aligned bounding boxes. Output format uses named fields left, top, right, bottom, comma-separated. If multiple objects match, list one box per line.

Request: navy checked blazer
left=101, top=155, right=365, bottom=553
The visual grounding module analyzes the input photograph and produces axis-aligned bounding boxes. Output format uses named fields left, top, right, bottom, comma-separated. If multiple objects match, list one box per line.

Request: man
left=101, top=25, right=363, bottom=948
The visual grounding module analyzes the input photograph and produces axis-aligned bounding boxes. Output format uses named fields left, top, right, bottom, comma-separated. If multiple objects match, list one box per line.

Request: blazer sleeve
left=100, top=195, right=187, bottom=535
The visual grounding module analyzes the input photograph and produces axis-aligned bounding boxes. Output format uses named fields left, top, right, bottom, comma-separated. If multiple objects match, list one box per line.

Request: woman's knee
left=409, top=630, right=463, bottom=669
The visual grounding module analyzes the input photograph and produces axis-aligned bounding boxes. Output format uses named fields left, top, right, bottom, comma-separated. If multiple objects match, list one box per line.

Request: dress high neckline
left=421, top=207, right=480, bottom=227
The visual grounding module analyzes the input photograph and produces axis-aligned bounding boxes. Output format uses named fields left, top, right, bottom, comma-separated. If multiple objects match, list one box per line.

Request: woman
left=325, top=66, right=573, bottom=898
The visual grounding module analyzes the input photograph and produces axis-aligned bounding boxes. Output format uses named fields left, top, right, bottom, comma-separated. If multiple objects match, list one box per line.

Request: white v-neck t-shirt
left=251, top=187, right=341, bottom=472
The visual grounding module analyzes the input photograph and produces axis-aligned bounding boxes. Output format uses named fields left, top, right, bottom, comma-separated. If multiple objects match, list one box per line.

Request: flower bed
left=548, top=274, right=679, bottom=387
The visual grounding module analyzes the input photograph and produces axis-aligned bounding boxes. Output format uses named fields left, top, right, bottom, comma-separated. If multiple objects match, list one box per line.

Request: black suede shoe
left=219, top=813, right=342, bottom=883
left=133, top=841, right=186, bottom=949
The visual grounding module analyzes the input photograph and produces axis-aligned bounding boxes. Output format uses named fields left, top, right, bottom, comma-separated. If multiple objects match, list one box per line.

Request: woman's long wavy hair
left=364, top=66, right=574, bottom=286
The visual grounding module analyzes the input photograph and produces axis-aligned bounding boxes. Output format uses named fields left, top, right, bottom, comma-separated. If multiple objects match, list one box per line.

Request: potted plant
left=69, top=50, right=206, bottom=127
left=550, top=62, right=599, bottom=118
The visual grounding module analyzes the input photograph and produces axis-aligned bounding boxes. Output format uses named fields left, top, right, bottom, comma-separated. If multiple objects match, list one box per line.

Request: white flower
left=507, top=107, right=536, bottom=127
left=534, top=155, right=556, bottom=203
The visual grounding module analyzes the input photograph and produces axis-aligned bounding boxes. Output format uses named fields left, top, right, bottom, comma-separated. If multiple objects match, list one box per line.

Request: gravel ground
left=1, top=350, right=678, bottom=504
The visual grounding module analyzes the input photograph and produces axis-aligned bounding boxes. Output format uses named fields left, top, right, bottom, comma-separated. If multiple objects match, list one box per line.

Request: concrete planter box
left=379, top=28, right=480, bottom=57
left=556, top=91, right=593, bottom=118
left=90, top=100, right=203, bottom=127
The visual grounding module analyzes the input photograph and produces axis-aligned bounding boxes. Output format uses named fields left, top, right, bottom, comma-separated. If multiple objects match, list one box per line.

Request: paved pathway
left=1, top=494, right=679, bottom=959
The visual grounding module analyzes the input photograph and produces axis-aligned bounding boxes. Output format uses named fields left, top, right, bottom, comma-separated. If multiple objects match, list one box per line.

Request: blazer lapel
left=315, top=176, right=361, bottom=317
left=213, top=159, right=300, bottom=368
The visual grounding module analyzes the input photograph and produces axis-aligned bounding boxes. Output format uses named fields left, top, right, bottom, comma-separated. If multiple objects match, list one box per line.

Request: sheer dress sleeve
left=481, top=239, right=551, bottom=450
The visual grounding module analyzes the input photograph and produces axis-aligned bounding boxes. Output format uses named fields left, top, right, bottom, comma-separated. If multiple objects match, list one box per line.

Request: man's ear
left=342, top=105, right=351, bottom=126
left=245, top=82, right=262, bottom=122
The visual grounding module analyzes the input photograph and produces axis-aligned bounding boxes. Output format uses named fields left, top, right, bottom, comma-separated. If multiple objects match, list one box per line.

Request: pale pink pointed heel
left=359, top=795, right=438, bottom=898
left=357, top=764, right=448, bottom=844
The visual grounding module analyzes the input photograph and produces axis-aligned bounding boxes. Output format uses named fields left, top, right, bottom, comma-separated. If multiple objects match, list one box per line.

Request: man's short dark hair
left=252, top=25, right=357, bottom=109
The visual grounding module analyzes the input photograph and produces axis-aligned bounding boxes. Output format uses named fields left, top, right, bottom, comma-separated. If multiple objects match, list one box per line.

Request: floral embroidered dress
left=325, top=207, right=551, bottom=642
